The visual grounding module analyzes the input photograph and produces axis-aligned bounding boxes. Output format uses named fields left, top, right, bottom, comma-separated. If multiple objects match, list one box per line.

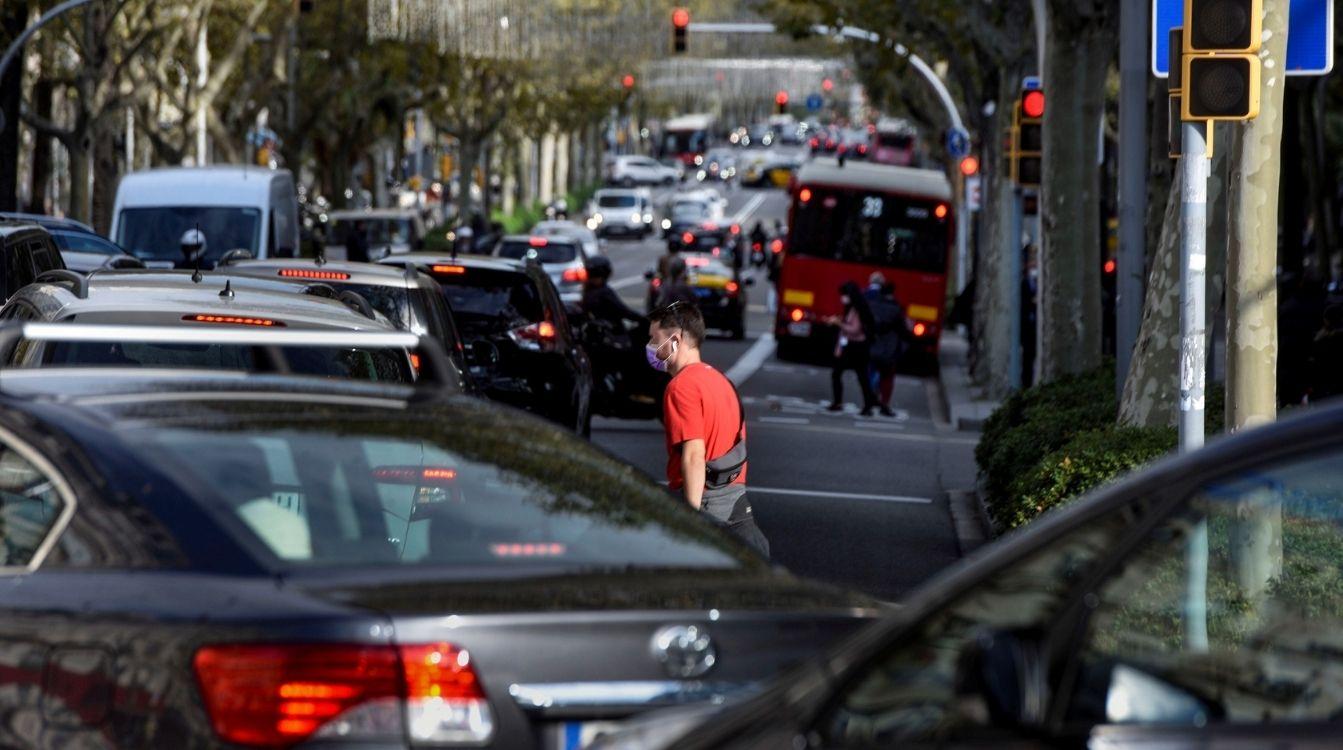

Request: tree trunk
left=0, top=2, right=25, bottom=213
left=971, top=71, right=1021, bottom=397
left=91, top=124, right=118, bottom=235
left=1226, top=0, right=1288, bottom=603
left=26, top=79, right=54, bottom=214
left=1145, top=78, right=1174, bottom=274
left=1119, top=168, right=1182, bottom=427
left=68, top=136, right=92, bottom=224
left=456, top=135, right=480, bottom=223
left=1038, top=3, right=1115, bottom=382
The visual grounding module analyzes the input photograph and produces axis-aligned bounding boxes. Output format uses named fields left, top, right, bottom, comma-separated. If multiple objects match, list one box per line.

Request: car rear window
left=429, top=267, right=544, bottom=330
left=596, top=194, right=637, bottom=208
left=136, top=416, right=747, bottom=571
left=496, top=240, right=578, bottom=265
left=51, top=231, right=123, bottom=256
left=37, top=341, right=411, bottom=382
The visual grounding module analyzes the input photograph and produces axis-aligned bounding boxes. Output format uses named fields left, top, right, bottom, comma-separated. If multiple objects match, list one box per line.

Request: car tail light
left=194, top=643, right=493, bottom=748
left=510, top=320, right=557, bottom=350
left=409, top=353, right=421, bottom=373
left=184, top=314, right=285, bottom=327
left=790, top=308, right=805, bottom=323
left=651, top=278, right=662, bottom=289
left=703, top=222, right=718, bottom=231
left=562, top=266, right=588, bottom=283
left=372, top=466, right=458, bottom=485
left=681, top=232, right=694, bottom=245
left=934, top=204, right=949, bottom=219
left=490, top=543, right=566, bottom=557
left=770, top=238, right=784, bottom=254
left=432, top=265, right=466, bottom=275
left=752, top=242, right=762, bottom=252
left=528, top=236, right=548, bottom=247
left=798, top=188, right=812, bottom=204
left=278, top=269, right=351, bottom=280
left=912, top=322, right=927, bottom=337
left=685, top=257, right=709, bottom=267
left=726, top=281, right=740, bottom=296
left=730, top=224, right=740, bottom=235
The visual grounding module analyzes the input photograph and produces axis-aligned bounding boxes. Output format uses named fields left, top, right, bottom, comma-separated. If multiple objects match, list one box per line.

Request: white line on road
left=751, top=486, right=933, bottom=504
left=610, top=275, right=646, bottom=290
left=852, top=420, right=906, bottom=430
left=724, top=333, right=776, bottom=385
left=757, top=416, right=809, bottom=425
left=729, top=193, right=767, bottom=225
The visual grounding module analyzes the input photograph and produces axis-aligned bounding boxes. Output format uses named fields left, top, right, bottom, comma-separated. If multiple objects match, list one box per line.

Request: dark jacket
left=584, top=284, right=645, bottom=328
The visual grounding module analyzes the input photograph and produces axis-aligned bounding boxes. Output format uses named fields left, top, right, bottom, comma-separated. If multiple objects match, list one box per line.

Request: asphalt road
left=587, top=169, right=979, bottom=602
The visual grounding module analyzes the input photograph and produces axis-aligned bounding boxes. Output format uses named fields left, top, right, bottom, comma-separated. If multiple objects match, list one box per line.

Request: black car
left=0, top=364, right=876, bottom=749
left=385, top=253, right=594, bottom=435
left=0, top=222, right=67, bottom=301
left=0, top=212, right=142, bottom=273
left=663, top=200, right=715, bottom=244
left=607, top=400, right=1343, bottom=749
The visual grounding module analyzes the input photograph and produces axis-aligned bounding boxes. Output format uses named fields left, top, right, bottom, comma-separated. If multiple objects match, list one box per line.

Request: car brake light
left=409, top=353, right=421, bottom=373
left=490, top=542, right=566, bottom=557
left=194, top=643, right=493, bottom=748
left=432, top=265, right=466, bottom=275
left=528, top=236, right=548, bottom=247
left=770, top=238, right=784, bottom=254
left=278, top=269, right=352, bottom=280
left=185, top=314, right=285, bottom=327
left=913, top=322, right=927, bottom=337
left=934, top=204, right=949, bottom=219
left=562, top=266, right=588, bottom=283
left=726, top=281, right=740, bottom=296
left=685, top=257, right=709, bottom=267
left=651, top=278, right=662, bottom=289
left=730, top=224, right=740, bottom=235
left=681, top=232, right=694, bottom=245
left=510, top=320, right=557, bottom=349
left=372, top=466, right=458, bottom=484
left=799, top=188, right=812, bottom=204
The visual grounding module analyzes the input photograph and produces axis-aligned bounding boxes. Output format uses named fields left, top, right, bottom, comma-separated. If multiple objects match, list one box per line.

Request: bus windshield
left=662, top=130, right=706, bottom=156
left=790, top=187, right=948, bottom=274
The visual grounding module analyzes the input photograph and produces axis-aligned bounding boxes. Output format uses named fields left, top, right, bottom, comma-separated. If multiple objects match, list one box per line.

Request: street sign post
left=1152, top=0, right=1334, bottom=76
left=806, top=93, right=824, bottom=112
left=946, top=128, right=970, bottom=158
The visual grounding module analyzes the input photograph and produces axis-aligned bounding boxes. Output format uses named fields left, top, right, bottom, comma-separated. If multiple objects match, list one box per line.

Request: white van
left=110, top=166, right=300, bottom=267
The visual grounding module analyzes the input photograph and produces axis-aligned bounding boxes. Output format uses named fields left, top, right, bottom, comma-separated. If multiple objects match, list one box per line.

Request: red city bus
left=775, top=158, right=953, bottom=371
left=659, top=114, right=715, bottom=167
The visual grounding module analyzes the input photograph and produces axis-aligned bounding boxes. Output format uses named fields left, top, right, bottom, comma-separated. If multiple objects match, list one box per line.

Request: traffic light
left=621, top=74, right=635, bottom=90
left=775, top=90, right=789, bottom=115
left=1181, top=0, right=1261, bottom=121
left=1011, top=87, right=1043, bottom=187
left=959, top=155, right=979, bottom=177
left=671, top=8, right=689, bottom=54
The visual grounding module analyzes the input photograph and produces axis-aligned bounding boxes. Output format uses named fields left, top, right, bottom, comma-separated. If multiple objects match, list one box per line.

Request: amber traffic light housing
left=1012, top=88, right=1044, bottom=187
left=1180, top=0, right=1261, bottom=121
left=671, top=8, right=689, bottom=54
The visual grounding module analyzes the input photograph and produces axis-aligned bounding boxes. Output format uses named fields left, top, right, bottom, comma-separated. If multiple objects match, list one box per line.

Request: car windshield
left=430, top=267, right=544, bottom=333
left=596, top=194, right=637, bottom=209
left=116, top=206, right=261, bottom=262
left=37, top=341, right=411, bottom=382
left=332, top=218, right=414, bottom=247
left=134, top=412, right=748, bottom=571
left=50, top=230, right=123, bottom=256
left=790, top=186, right=949, bottom=273
left=497, top=240, right=579, bottom=265
left=340, top=283, right=410, bottom=330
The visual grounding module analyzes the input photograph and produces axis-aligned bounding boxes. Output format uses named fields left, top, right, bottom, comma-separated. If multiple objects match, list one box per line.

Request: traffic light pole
left=1178, top=121, right=1208, bottom=454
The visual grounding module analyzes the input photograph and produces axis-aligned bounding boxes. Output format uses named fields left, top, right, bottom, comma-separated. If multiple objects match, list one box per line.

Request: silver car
left=494, top=234, right=588, bottom=304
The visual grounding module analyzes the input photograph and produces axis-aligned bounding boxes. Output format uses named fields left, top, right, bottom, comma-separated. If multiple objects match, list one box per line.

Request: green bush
left=997, top=426, right=1176, bottom=530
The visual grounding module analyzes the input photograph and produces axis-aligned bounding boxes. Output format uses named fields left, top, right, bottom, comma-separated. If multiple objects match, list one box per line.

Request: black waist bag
left=704, top=385, right=747, bottom=490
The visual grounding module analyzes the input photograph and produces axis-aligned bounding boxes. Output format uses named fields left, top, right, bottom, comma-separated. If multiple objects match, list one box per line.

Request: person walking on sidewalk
left=648, top=301, right=770, bottom=557
left=826, top=281, right=880, bottom=416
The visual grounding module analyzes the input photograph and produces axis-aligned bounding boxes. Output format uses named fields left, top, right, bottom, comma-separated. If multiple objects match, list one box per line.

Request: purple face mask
left=646, top=337, right=676, bottom=372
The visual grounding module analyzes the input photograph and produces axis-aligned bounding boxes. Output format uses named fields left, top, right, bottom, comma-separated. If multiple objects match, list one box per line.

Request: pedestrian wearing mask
left=648, top=301, right=770, bottom=557
left=826, top=281, right=880, bottom=416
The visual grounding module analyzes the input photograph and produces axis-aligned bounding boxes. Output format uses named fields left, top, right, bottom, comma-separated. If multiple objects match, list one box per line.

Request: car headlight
left=661, top=219, right=671, bottom=230
left=586, top=218, right=599, bottom=230
left=696, top=170, right=706, bottom=181
left=630, top=212, right=641, bottom=223
left=642, top=214, right=653, bottom=223
left=693, top=155, right=703, bottom=166
left=593, top=212, right=603, bottom=223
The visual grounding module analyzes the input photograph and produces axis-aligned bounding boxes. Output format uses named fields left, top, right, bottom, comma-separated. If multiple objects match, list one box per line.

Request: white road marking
left=723, top=333, right=776, bottom=385
left=729, top=193, right=767, bottom=225
left=610, top=275, right=646, bottom=290
left=852, top=420, right=905, bottom=430
left=750, top=486, right=933, bottom=504
left=757, top=416, right=809, bottom=425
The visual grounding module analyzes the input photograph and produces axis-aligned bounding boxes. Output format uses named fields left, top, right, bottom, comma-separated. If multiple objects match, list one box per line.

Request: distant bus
left=775, top=158, right=953, bottom=370
left=871, top=118, right=918, bottom=167
left=660, top=114, right=716, bottom=167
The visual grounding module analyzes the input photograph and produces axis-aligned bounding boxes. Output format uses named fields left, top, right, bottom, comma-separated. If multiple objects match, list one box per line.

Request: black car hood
left=303, top=567, right=879, bottom=615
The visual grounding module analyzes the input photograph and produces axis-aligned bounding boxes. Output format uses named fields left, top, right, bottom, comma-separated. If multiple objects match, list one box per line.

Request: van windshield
left=117, top=207, right=262, bottom=263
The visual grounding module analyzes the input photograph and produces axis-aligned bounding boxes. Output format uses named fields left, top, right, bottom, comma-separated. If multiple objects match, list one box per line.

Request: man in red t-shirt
left=647, top=301, right=769, bottom=556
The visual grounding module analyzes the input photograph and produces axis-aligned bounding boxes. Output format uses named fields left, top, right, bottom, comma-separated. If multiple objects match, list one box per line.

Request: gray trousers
left=701, top=484, right=770, bottom=558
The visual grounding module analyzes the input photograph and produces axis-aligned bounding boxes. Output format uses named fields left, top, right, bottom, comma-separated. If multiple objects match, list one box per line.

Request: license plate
left=551, top=721, right=623, bottom=750
left=788, top=322, right=812, bottom=337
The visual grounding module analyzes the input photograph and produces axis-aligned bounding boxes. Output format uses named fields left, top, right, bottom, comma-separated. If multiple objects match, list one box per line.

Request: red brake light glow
left=685, top=257, right=709, bottom=267
left=651, top=278, right=662, bottom=289
left=770, top=238, right=784, bottom=254
left=913, top=322, right=928, bottom=337
left=409, top=353, right=422, bottom=372
left=372, top=466, right=458, bottom=483
left=681, top=232, right=695, bottom=245
left=934, top=204, right=949, bottom=219
left=490, top=543, right=566, bottom=557
left=432, top=265, right=466, bottom=274
left=528, top=236, right=548, bottom=247
left=562, top=266, right=589, bottom=283
left=1104, top=259, right=1117, bottom=274
left=730, top=224, right=740, bottom=235
left=799, top=188, right=812, bottom=204
left=278, top=269, right=351, bottom=280
left=185, top=315, right=284, bottom=327
left=790, top=308, right=805, bottom=323
left=537, top=321, right=556, bottom=339
left=726, top=281, right=740, bottom=296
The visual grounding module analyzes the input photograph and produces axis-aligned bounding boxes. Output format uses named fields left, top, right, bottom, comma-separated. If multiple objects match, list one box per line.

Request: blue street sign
left=946, top=128, right=970, bottom=158
left=1152, top=0, right=1334, bottom=77
left=806, top=93, right=824, bottom=111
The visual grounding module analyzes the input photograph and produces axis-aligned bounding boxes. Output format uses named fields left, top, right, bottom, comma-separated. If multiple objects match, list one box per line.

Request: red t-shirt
left=663, top=362, right=746, bottom=489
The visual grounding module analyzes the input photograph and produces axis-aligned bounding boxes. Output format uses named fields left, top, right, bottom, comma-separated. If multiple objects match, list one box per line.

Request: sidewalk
left=937, top=330, right=1000, bottom=431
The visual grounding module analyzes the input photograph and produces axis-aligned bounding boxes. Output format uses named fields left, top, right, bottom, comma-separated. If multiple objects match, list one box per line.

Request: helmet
left=179, top=229, right=207, bottom=261
left=587, top=255, right=613, bottom=280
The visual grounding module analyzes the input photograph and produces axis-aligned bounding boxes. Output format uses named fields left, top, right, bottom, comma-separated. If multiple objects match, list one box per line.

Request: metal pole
left=956, top=176, right=969, bottom=293
left=1008, top=189, right=1024, bottom=390
left=1180, top=121, right=1209, bottom=652
left=1116, top=0, right=1148, bottom=399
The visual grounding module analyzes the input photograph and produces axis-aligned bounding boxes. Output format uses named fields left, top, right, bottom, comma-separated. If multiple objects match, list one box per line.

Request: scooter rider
left=582, top=256, right=646, bottom=331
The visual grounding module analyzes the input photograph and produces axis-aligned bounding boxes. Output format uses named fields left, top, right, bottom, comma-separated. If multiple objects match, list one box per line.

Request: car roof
left=382, top=252, right=529, bottom=274
left=24, top=270, right=394, bottom=330
left=226, top=258, right=426, bottom=289
left=0, top=222, right=53, bottom=240
left=0, top=213, right=95, bottom=233
left=327, top=208, right=420, bottom=220
left=115, top=167, right=291, bottom=208
left=594, top=188, right=641, bottom=197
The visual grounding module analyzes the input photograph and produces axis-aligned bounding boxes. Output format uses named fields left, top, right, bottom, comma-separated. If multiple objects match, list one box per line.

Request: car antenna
left=219, top=279, right=234, bottom=299
left=315, top=249, right=326, bottom=267
left=191, top=222, right=204, bottom=283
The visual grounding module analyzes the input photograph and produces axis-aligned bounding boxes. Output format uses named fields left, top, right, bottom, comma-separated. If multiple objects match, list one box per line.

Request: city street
left=591, top=177, right=978, bottom=600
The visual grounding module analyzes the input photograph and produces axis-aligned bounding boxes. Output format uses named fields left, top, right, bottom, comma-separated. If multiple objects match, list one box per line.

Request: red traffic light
left=672, top=7, right=690, bottom=28
left=622, top=74, right=635, bottom=89
left=1022, top=89, right=1045, bottom=119
left=821, top=78, right=834, bottom=92
left=1104, top=259, right=1116, bottom=274
left=959, top=156, right=980, bottom=176
left=775, top=90, right=789, bottom=106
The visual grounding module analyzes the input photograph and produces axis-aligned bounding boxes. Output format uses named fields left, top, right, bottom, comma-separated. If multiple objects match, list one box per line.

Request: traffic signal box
left=671, top=8, right=689, bottom=54
left=1010, top=88, right=1044, bottom=188
left=1180, top=0, right=1262, bottom=123
left=775, top=90, right=789, bottom=115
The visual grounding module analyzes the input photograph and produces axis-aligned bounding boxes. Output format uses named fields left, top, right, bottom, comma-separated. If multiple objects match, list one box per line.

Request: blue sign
left=806, top=93, right=824, bottom=111
left=1152, top=0, right=1334, bottom=76
left=946, top=128, right=970, bottom=158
